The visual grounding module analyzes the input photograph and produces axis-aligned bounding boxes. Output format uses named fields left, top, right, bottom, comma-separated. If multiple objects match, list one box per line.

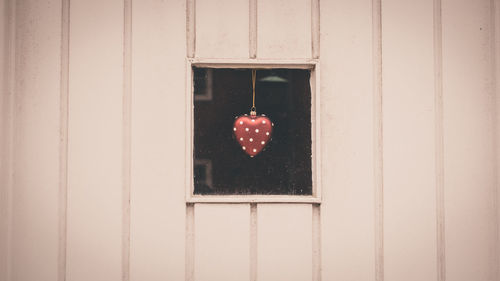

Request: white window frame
left=185, top=58, right=321, bottom=203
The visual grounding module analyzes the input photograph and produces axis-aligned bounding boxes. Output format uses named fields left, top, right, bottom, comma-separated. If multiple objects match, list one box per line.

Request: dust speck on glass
left=193, top=67, right=312, bottom=195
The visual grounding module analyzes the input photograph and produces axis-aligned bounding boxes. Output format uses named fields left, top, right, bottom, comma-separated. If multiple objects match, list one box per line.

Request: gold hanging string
left=251, top=69, right=256, bottom=113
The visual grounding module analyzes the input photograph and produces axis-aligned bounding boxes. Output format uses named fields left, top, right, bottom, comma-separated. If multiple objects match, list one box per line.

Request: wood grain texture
left=320, top=1, right=376, bottom=280
left=66, top=0, right=123, bottom=280
left=196, top=0, right=248, bottom=58
left=12, top=1, right=62, bottom=280
left=442, top=0, right=497, bottom=280
left=195, top=204, right=250, bottom=281
left=382, top=1, right=438, bottom=281
left=257, top=204, right=312, bottom=281
left=129, top=0, right=186, bottom=280
left=257, top=0, right=311, bottom=58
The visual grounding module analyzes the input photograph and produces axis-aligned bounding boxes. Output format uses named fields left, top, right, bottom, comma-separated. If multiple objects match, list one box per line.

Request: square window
left=186, top=61, right=321, bottom=202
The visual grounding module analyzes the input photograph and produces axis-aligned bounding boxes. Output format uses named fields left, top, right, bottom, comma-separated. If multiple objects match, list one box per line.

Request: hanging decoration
left=233, top=69, right=273, bottom=157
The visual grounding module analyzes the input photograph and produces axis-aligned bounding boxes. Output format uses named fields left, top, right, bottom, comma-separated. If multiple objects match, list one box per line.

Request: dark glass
left=193, top=68, right=312, bottom=195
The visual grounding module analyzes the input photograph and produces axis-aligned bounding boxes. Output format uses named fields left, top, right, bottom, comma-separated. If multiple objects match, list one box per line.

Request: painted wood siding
left=0, top=0, right=499, bottom=281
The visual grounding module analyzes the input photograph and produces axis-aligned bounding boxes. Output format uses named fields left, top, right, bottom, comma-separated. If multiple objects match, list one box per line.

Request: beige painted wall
left=0, top=0, right=499, bottom=281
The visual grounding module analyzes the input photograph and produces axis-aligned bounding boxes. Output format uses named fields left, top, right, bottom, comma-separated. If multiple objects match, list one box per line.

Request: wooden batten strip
left=3, top=1, right=16, bottom=280
left=433, top=1, right=446, bottom=281
left=122, top=0, right=132, bottom=281
left=187, top=0, right=196, bottom=58
left=312, top=204, right=321, bottom=281
left=372, top=0, right=384, bottom=280
left=311, top=0, right=320, bottom=58
left=249, top=0, right=257, bottom=58
left=58, top=0, right=70, bottom=280
left=250, top=203, right=258, bottom=281
left=185, top=204, right=195, bottom=281
left=490, top=0, right=500, bottom=278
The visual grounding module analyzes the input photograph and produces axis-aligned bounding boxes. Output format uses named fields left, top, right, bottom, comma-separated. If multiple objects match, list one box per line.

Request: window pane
left=193, top=68, right=312, bottom=195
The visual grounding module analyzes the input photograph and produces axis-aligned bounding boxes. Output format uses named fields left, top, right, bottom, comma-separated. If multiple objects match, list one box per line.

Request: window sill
left=186, top=195, right=321, bottom=204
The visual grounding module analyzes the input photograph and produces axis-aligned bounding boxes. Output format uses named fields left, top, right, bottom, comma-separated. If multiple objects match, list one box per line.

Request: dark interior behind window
left=193, top=68, right=312, bottom=195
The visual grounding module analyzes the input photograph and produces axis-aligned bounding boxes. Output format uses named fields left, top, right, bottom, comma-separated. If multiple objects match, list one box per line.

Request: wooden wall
left=0, top=0, right=499, bottom=281
left=0, top=0, right=13, bottom=280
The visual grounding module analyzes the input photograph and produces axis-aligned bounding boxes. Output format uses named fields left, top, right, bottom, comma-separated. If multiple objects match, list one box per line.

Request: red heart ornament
left=233, top=114, right=273, bottom=157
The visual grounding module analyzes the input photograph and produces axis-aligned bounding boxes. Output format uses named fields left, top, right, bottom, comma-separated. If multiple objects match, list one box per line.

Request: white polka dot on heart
left=262, top=120, right=266, bottom=124
left=251, top=119, right=255, bottom=122
left=261, top=141, right=265, bottom=145
left=255, top=129, right=259, bottom=133
left=249, top=138, right=253, bottom=142
left=242, top=146, right=246, bottom=150
left=266, top=132, right=269, bottom=135
left=253, top=149, right=256, bottom=152
left=240, top=137, right=243, bottom=141
left=239, top=121, right=243, bottom=124
left=233, top=127, right=236, bottom=131
left=245, top=128, right=249, bottom=131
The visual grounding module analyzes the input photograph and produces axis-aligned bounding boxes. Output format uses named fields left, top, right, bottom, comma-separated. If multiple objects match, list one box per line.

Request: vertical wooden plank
left=495, top=0, right=500, bottom=277
left=195, top=0, right=248, bottom=58
left=257, top=0, right=311, bottom=59
left=442, top=0, right=497, bottom=280
left=249, top=204, right=257, bottom=281
left=382, top=1, right=437, bottom=281
left=0, top=1, right=7, bottom=279
left=434, top=0, right=446, bottom=280
left=311, top=205, right=321, bottom=281
left=11, top=1, right=62, bottom=280
left=0, top=0, right=7, bottom=276
left=320, top=0, right=376, bottom=280
left=258, top=204, right=312, bottom=281
left=311, top=0, right=320, bottom=59
left=186, top=204, right=195, bottom=281
left=187, top=0, right=195, bottom=58
left=249, top=0, right=257, bottom=59
left=58, top=1, right=70, bottom=281
left=372, top=0, right=384, bottom=279
left=0, top=0, right=14, bottom=280
left=122, top=0, right=132, bottom=281
left=66, top=0, right=123, bottom=280
left=195, top=204, right=250, bottom=281
left=129, top=0, right=186, bottom=280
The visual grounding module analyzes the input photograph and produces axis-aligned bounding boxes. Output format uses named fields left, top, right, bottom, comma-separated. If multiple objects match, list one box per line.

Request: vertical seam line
left=5, top=0, right=16, bottom=280
left=372, top=0, right=384, bottom=280
left=58, top=0, right=70, bottom=280
left=249, top=0, right=257, bottom=59
left=187, top=0, right=195, bottom=58
left=433, top=0, right=446, bottom=280
left=122, top=0, right=132, bottom=280
left=311, top=0, right=320, bottom=59
left=490, top=0, right=500, bottom=279
left=312, top=204, right=321, bottom=281
left=250, top=203, right=258, bottom=281
left=186, top=204, right=195, bottom=281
